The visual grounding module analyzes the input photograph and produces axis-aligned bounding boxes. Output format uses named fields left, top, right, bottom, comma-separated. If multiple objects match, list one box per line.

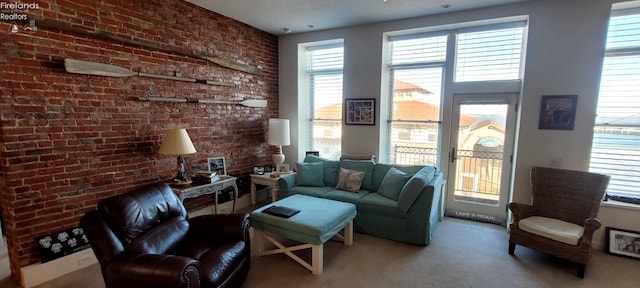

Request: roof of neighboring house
left=394, top=79, right=431, bottom=94
left=472, top=119, right=505, bottom=132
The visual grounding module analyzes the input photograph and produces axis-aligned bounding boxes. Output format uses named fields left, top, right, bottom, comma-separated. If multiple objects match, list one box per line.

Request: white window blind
left=390, top=33, right=447, bottom=65
left=387, top=34, right=446, bottom=165
left=589, top=9, right=640, bottom=203
left=308, top=45, right=344, bottom=159
left=455, top=23, right=525, bottom=82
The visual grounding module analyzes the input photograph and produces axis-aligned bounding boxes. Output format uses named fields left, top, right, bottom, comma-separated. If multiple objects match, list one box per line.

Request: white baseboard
left=21, top=248, right=97, bottom=288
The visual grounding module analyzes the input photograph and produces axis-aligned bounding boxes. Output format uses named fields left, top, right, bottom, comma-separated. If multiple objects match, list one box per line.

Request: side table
left=250, top=172, right=294, bottom=205
left=170, top=175, right=238, bottom=214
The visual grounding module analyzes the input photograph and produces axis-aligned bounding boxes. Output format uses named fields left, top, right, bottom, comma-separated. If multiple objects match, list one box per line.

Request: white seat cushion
left=518, top=216, right=584, bottom=245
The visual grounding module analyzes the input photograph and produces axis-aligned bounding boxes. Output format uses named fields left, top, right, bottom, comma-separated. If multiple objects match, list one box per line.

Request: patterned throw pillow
left=335, top=168, right=365, bottom=192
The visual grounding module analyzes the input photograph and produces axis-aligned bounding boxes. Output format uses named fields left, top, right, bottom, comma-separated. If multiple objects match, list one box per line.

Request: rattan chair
left=508, top=166, right=609, bottom=278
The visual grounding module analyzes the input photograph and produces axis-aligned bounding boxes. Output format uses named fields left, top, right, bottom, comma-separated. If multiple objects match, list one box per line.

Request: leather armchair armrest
left=188, top=213, right=250, bottom=242
left=508, top=203, right=535, bottom=223
left=105, top=254, right=200, bottom=288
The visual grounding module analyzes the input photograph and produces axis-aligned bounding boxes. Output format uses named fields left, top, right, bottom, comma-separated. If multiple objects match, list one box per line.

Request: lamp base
left=272, top=153, right=285, bottom=167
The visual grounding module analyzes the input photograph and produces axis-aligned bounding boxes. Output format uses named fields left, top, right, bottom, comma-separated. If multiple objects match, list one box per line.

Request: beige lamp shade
left=268, top=119, right=290, bottom=166
left=158, top=128, right=197, bottom=155
left=268, top=119, right=290, bottom=146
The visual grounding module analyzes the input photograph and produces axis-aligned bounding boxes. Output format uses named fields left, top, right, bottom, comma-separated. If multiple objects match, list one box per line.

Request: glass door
left=445, top=94, right=517, bottom=226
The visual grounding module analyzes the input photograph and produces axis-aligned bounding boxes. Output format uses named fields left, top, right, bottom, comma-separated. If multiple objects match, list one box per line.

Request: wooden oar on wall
left=138, top=96, right=268, bottom=108
left=65, top=59, right=236, bottom=87
left=37, top=19, right=263, bottom=76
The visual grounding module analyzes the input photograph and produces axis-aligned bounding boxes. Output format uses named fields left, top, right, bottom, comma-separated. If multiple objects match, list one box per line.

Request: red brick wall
left=0, top=0, right=277, bottom=282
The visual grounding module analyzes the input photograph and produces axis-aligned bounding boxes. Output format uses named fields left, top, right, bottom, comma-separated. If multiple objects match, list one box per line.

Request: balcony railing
left=392, top=145, right=503, bottom=204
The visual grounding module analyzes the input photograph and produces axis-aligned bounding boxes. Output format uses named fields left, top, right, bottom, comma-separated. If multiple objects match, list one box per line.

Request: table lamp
left=268, top=118, right=290, bottom=167
left=158, top=128, right=197, bottom=183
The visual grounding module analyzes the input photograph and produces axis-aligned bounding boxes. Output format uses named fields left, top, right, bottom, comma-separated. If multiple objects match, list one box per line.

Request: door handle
left=450, top=147, right=457, bottom=163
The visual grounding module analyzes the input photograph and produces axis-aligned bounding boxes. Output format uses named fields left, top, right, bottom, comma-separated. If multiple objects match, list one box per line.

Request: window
left=308, top=44, right=344, bottom=159
left=386, top=22, right=525, bottom=165
left=387, top=33, right=447, bottom=165
left=455, top=23, right=525, bottom=82
left=589, top=8, right=640, bottom=204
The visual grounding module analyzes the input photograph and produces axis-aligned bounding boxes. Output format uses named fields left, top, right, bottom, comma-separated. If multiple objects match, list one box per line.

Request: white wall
left=278, top=0, right=640, bottom=247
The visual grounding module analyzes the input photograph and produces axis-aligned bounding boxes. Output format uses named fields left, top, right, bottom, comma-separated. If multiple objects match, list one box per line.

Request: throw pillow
left=377, top=167, right=412, bottom=201
left=335, top=168, right=365, bottom=193
left=339, top=161, right=375, bottom=190
left=295, top=162, right=325, bottom=187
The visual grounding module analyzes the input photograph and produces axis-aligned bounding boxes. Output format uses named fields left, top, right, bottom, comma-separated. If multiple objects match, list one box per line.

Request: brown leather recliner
left=80, top=181, right=250, bottom=288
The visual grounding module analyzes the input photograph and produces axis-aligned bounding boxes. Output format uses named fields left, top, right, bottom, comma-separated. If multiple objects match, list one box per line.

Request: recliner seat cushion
left=519, top=216, right=584, bottom=245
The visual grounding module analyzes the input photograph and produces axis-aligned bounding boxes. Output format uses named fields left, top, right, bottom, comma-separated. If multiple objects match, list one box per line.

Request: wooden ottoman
left=250, top=194, right=357, bottom=275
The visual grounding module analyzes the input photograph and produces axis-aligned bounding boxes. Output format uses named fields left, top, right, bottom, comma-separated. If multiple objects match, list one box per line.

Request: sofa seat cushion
left=322, top=189, right=370, bottom=204
left=357, top=193, right=404, bottom=218
left=519, top=216, right=583, bottom=245
left=290, top=185, right=333, bottom=197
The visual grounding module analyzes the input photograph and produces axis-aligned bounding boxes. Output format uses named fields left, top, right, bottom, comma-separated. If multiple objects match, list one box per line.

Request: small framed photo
left=253, top=166, right=265, bottom=175
left=207, top=157, right=227, bottom=175
left=276, top=163, right=290, bottom=173
left=345, top=98, right=376, bottom=126
left=605, top=227, right=640, bottom=260
left=538, top=95, right=578, bottom=130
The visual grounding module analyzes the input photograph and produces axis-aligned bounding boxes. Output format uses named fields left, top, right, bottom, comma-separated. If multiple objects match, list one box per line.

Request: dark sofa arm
left=187, top=213, right=250, bottom=242
left=105, top=253, right=201, bottom=288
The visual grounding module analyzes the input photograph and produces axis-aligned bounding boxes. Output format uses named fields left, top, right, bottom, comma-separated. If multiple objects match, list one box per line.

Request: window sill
left=601, top=200, right=640, bottom=212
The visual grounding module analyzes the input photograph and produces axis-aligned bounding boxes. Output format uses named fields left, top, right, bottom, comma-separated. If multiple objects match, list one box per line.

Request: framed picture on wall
left=538, top=95, right=578, bottom=130
left=345, top=98, right=376, bottom=126
left=207, top=157, right=227, bottom=175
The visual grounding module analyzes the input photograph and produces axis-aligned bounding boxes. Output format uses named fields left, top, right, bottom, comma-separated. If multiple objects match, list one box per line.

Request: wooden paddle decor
left=37, top=19, right=263, bottom=76
left=65, top=59, right=236, bottom=87
left=138, top=96, right=268, bottom=108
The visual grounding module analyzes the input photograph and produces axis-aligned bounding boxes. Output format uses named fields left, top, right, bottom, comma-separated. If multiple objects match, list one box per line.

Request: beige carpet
left=2, top=218, right=639, bottom=287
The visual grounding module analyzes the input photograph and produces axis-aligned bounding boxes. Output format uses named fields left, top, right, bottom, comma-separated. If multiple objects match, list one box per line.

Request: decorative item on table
left=158, top=128, right=197, bottom=185
left=276, top=163, right=290, bottom=174
left=207, top=157, right=227, bottom=175
left=268, top=118, right=290, bottom=167
left=253, top=166, right=265, bottom=175
left=193, top=170, right=220, bottom=183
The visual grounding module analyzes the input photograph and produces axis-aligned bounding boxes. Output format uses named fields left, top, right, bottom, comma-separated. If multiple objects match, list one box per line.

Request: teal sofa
left=277, top=155, right=443, bottom=246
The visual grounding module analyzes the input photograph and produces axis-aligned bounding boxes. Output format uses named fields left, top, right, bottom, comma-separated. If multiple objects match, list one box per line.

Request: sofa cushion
left=336, top=168, right=365, bottom=192
left=304, top=155, right=340, bottom=186
left=377, top=167, right=412, bottom=201
left=290, top=185, right=333, bottom=198
left=322, top=189, right=371, bottom=204
left=296, top=161, right=325, bottom=187
left=371, top=164, right=421, bottom=191
left=339, top=160, right=375, bottom=190
left=519, top=216, right=584, bottom=245
left=357, top=193, right=405, bottom=218
left=397, top=166, right=437, bottom=213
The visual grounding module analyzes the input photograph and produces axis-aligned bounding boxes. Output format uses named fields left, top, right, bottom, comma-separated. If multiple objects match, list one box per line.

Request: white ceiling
left=186, top=0, right=529, bottom=35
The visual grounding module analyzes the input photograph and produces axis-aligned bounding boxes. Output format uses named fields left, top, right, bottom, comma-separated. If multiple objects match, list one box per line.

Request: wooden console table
left=170, top=175, right=238, bottom=214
